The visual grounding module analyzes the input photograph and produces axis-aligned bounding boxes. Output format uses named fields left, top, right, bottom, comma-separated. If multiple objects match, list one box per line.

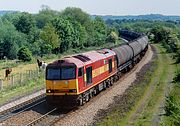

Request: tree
left=17, top=46, right=32, bottom=62
left=0, top=21, right=27, bottom=59
left=35, top=5, right=59, bottom=28
left=93, top=16, right=107, bottom=45
left=61, top=7, right=91, bottom=27
left=14, top=12, right=35, bottom=34
left=61, top=7, right=94, bottom=47
left=67, top=20, right=87, bottom=48
left=40, top=23, right=60, bottom=50
left=150, top=26, right=179, bottom=53
left=52, top=18, right=74, bottom=52
left=107, top=31, right=119, bottom=44
left=27, top=27, right=41, bottom=44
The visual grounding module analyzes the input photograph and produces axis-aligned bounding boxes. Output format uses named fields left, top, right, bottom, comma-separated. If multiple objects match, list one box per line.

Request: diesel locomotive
left=45, top=30, right=148, bottom=107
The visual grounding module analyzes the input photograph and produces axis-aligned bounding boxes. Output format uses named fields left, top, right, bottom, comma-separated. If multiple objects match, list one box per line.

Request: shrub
left=17, top=46, right=32, bottom=62
left=173, top=71, right=180, bottom=83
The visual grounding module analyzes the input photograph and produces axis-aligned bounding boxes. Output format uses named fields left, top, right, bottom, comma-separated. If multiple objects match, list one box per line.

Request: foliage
left=35, top=5, right=59, bottom=29
left=0, top=21, right=27, bottom=59
left=164, top=84, right=180, bottom=126
left=40, top=23, right=60, bottom=50
left=52, top=18, right=74, bottom=52
left=164, top=95, right=179, bottom=116
left=68, top=20, right=87, bottom=48
left=107, top=31, right=119, bottom=44
left=93, top=16, right=107, bottom=45
left=0, top=7, right=180, bottom=62
left=173, top=70, right=180, bottom=82
left=150, top=26, right=179, bottom=53
left=61, top=7, right=91, bottom=27
left=174, top=49, right=180, bottom=63
left=0, top=7, right=122, bottom=59
left=17, top=46, right=32, bottom=62
left=13, top=12, right=35, bottom=34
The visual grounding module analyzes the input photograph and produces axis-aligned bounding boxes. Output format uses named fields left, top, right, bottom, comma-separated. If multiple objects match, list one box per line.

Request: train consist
left=45, top=30, right=149, bottom=107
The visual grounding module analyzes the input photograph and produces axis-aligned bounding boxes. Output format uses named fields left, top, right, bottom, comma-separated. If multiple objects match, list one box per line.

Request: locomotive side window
left=47, top=68, right=60, bottom=80
left=78, top=67, right=84, bottom=77
left=108, top=59, right=112, bottom=73
left=86, top=66, right=92, bottom=84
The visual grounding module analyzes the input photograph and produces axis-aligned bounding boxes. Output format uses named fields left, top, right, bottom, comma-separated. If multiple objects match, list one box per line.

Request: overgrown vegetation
left=106, top=19, right=180, bottom=63
left=162, top=68, right=180, bottom=126
left=17, top=46, right=32, bottom=62
left=0, top=7, right=120, bottom=61
left=0, top=72, right=45, bottom=105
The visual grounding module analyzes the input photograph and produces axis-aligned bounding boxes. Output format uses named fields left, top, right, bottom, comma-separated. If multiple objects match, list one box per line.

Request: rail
left=25, top=108, right=57, bottom=126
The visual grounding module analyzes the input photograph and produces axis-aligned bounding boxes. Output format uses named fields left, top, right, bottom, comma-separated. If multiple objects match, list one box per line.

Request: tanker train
left=45, top=30, right=149, bottom=107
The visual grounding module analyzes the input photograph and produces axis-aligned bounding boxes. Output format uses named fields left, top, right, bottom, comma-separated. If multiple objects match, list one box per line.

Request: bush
left=173, top=71, right=180, bottom=83
left=17, top=47, right=32, bottom=62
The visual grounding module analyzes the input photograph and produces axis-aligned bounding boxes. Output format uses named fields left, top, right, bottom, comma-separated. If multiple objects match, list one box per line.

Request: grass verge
left=95, top=44, right=176, bottom=126
left=160, top=66, right=180, bottom=126
left=0, top=74, right=45, bottom=106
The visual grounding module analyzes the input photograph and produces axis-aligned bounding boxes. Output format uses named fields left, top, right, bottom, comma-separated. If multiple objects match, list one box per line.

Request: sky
left=0, top=0, right=180, bottom=16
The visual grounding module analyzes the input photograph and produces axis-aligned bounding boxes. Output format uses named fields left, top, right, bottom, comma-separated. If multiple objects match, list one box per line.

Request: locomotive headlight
left=47, top=90, right=51, bottom=93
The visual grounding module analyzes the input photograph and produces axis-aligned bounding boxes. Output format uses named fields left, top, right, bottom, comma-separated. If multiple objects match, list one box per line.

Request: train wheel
left=78, top=96, right=84, bottom=106
left=116, top=75, right=120, bottom=81
left=85, top=94, right=89, bottom=102
left=89, top=91, right=93, bottom=98
left=110, top=77, right=114, bottom=86
left=79, top=98, right=84, bottom=106
left=103, top=81, right=107, bottom=90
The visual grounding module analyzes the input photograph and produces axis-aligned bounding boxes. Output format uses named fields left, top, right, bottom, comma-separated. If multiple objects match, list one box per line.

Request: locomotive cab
left=46, top=59, right=81, bottom=106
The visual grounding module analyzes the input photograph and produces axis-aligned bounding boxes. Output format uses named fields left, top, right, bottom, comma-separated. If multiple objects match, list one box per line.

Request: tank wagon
left=46, top=30, right=149, bottom=107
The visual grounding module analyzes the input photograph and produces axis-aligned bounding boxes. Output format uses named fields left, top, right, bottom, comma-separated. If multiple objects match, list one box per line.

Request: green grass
left=96, top=44, right=176, bottom=126
left=131, top=45, right=173, bottom=125
left=0, top=74, right=45, bottom=105
left=160, top=66, right=180, bottom=126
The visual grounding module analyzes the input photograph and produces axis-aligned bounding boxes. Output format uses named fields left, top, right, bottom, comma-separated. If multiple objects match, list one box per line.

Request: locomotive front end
left=46, top=59, right=79, bottom=107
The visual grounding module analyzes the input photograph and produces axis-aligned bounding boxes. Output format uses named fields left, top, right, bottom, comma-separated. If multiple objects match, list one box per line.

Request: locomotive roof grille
left=73, top=55, right=91, bottom=62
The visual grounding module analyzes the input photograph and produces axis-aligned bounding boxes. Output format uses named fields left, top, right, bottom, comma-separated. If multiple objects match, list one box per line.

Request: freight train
left=45, top=30, right=148, bottom=107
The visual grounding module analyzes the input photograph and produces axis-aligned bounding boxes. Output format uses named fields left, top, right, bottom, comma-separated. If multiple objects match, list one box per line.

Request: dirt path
left=126, top=45, right=174, bottom=126
left=53, top=46, right=153, bottom=126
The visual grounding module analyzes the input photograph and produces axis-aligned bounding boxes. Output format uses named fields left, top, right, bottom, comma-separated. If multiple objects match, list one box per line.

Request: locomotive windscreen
left=47, top=68, right=61, bottom=80
left=46, top=67, right=76, bottom=80
left=61, top=67, right=76, bottom=80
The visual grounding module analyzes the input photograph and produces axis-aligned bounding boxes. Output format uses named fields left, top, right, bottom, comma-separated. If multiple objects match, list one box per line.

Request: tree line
left=106, top=19, right=180, bottom=63
left=0, top=7, right=119, bottom=61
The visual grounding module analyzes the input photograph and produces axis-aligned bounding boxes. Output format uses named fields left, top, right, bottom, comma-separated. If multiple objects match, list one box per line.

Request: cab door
left=78, top=67, right=85, bottom=92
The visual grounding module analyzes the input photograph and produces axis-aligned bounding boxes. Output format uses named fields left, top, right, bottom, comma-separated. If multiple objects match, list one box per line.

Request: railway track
left=0, top=90, right=45, bottom=116
left=0, top=98, right=46, bottom=123
left=25, top=108, right=58, bottom=126
left=0, top=98, right=72, bottom=126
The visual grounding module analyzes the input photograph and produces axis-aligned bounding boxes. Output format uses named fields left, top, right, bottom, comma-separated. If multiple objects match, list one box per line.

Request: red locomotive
left=46, top=30, right=148, bottom=107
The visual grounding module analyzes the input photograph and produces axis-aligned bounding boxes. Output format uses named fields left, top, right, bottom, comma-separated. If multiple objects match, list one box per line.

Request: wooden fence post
left=20, top=73, right=23, bottom=85
left=29, top=70, right=32, bottom=79
left=37, top=69, right=39, bottom=78
left=11, top=75, right=14, bottom=86
left=0, top=79, right=3, bottom=90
